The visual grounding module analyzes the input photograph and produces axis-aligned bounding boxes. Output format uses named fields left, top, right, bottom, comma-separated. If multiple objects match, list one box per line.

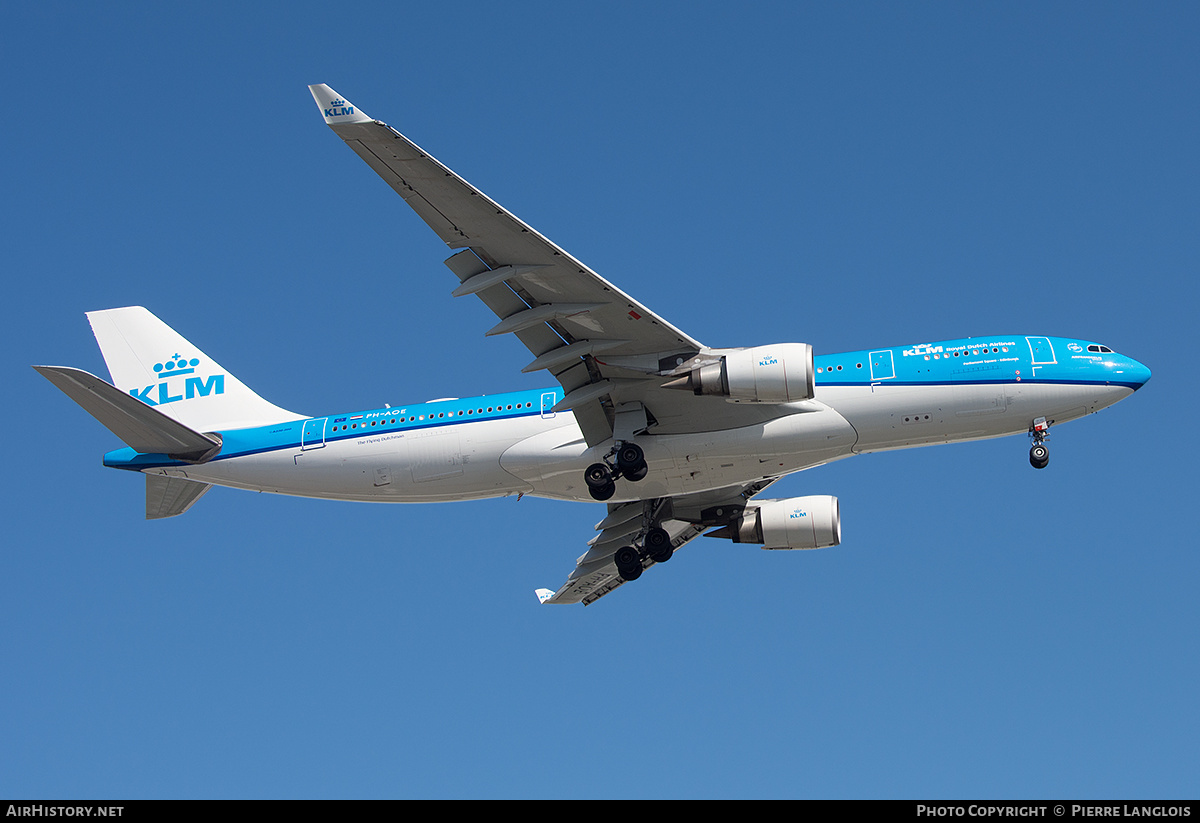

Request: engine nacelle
left=672, top=343, right=815, bottom=403
left=716, top=495, right=841, bottom=550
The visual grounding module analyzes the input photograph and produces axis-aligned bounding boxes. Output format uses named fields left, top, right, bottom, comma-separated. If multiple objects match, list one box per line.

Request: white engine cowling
left=686, top=343, right=815, bottom=403
left=724, top=495, right=841, bottom=550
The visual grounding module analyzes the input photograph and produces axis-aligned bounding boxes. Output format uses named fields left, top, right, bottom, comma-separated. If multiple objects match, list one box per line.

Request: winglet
left=535, top=588, right=556, bottom=605
left=308, top=84, right=373, bottom=125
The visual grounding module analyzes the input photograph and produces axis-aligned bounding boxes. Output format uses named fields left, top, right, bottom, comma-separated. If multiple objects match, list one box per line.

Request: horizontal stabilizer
left=146, top=474, right=211, bottom=519
left=34, top=366, right=221, bottom=462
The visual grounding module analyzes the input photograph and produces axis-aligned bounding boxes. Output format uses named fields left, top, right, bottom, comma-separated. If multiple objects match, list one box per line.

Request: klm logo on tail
left=128, top=353, right=225, bottom=406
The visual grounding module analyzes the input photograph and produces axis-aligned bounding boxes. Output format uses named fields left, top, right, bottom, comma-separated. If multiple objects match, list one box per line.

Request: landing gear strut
left=1029, top=417, right=1050, bottom=469
left=584, top=441, right=648, bottom=500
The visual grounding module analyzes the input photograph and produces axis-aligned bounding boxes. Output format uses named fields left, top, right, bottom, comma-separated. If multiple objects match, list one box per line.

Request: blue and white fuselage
left=100, top=335, right=1149, bottom=504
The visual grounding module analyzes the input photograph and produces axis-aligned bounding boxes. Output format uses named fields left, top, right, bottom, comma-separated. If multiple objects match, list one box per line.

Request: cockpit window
left=1087, top=345, right=1113, bottom=353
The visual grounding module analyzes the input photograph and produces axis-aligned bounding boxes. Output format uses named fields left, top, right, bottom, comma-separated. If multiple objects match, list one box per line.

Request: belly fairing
left=500, top=401, right=859, bottom=502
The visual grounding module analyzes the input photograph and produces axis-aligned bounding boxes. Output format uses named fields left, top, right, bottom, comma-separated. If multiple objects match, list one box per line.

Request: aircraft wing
left=536, top=478, right=781, bottom=605
left=310, top=85, right=780, bottom=446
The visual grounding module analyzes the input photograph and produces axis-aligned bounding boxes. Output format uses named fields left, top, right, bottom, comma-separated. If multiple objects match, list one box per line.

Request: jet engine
left=663, top=343, right=815, bottom=403
left=707, top=495, right=840, bottom=550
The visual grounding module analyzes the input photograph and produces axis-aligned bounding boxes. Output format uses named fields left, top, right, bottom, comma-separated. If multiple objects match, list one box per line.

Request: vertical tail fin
left=87, top=307, right=303, bottom=432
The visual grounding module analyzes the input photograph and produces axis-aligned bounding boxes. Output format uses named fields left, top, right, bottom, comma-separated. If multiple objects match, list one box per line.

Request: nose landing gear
left=584, top=441, right=648, bottom=500
left=1029, top=417, right=1050, bottom=469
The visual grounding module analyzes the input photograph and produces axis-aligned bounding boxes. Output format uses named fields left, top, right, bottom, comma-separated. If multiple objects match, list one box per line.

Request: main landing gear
left=613, top=526, right=673, bottom=582
left=584, top=441, right=648, bottom=501
left=1029, top=417, right=1050, bottom=470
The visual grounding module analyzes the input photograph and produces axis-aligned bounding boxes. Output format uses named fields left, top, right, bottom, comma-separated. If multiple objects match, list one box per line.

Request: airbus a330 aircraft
left=36, top=85, right=1151, bottom=605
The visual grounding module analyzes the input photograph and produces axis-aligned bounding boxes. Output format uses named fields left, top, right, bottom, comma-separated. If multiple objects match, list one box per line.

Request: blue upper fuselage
left=103, top=335, right=1150, bottom=471
left=813, top=335, right=1151, bottom=391
left=104, top=387, right=558, bottom=470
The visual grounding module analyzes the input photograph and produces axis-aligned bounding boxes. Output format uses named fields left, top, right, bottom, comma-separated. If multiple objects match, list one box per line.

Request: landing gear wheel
left=616, top=442, right=644, bottom=470
left=614, top=545, right=643, bottom=581
left=645, top=527, right=673, bottom=563
left=585, top=462, right=615, bottom=500
left=615, top=442, right=647, bottom=482
left=585, top=462, right=612, bottom=488
left=590, top=481, right=616, bottom=501
left=624, top=463, right=648, bottom=482
left=1029, top=444, right=1049, bottom=470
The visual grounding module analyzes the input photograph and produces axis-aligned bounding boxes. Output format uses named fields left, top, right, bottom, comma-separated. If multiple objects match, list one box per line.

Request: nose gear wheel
left=1028, top=417, right=1051, bottom=469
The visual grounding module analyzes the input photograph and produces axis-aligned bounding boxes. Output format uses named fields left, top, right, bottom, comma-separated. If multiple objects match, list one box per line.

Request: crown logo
left=330, top=99, right=346, bottom=108
left=153, top=353, right=199, bottom=377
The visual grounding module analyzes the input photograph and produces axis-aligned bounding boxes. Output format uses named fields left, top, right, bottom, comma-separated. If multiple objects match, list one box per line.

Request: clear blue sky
left=3, top=1, right=1197, bottom=799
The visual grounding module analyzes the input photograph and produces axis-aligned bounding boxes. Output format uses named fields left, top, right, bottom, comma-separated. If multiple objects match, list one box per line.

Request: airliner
left=35, top=85, right=1151, bottom=605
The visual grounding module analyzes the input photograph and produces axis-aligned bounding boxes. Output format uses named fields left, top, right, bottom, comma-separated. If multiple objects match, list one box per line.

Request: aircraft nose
left=1125, top=356, right=1152, bottom=390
